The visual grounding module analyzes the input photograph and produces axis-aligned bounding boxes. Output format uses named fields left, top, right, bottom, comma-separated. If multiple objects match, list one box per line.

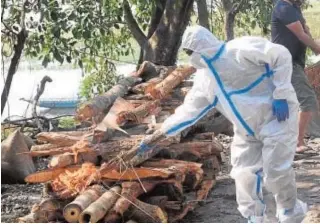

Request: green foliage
left=2, top=0, right=136, bottom=100
left=58, top=116, right=76, bottom=129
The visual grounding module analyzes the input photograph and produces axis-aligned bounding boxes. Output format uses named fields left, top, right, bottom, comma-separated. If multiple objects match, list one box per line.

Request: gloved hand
left=272, top=99, right=289, bottom=122
left=136, top=130, right=164, bottom=155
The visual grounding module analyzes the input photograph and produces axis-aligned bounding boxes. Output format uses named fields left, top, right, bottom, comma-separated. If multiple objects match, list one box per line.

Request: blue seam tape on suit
left=255, top=169, right=265, bottom=216
left=202, top=44, right=255, bottom=136
left=166, top=96, right=218, bottom=135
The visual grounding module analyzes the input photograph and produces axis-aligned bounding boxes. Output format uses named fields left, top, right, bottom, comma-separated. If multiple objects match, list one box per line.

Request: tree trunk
left=137, top=0, right=167, bottom=67
left=197, top=0, right=210, bottom=29
left=1, top=30, right=27, bottom=114
left=225, top=11, right=236, bottom=41
left=143, top=0, right=195, bottom=66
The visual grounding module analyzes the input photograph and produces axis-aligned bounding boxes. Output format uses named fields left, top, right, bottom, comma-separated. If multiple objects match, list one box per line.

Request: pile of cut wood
left=19, top=61, right=228, bottom=223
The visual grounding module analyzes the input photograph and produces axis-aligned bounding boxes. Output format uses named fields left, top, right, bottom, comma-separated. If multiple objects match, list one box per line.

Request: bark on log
left=131, top=77, right=163, bottom=94
left=116, top=100, right=161, bottom=124
left=63, top=185, right=106, bottom=223
left=128, top=199, right=168, bottom=223
left=145, top=66, right=196, bottom=99
left=49, top=152, right=98, bottom=169
left=114, top=181, right=159, bottom=215
left=36, top=132, right=82, bottom=145
left=18, top=198, right=64, bottom=223
left=135, top=61, right=176, bottom=81
left=103, top=209, right=121, bottom=222
left=76, top=76, right=140, bottom=123
left=144, top=196, right=168, bottom=209
left=142, top=159, right=203, bottom=189
left=196, top=179, right=216, bottom=202
left=79, top=186, right=121, bottom=223
left=159, top=140, right=223, bottom=161
left=31, top=143, right=64, bottom=152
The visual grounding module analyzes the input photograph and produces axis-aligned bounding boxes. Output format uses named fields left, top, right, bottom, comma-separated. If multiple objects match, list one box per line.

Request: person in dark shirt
left=272, top=0, right=320, bottom=153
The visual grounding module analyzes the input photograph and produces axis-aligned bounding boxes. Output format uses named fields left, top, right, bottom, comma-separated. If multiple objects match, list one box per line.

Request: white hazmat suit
left=159, top=26, right=307, bottom=222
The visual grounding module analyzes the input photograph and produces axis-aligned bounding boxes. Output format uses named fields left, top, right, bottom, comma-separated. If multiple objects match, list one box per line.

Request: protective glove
left=136, top=130, right=164, bottom=155
left=272, top=99, right=289, bottom=122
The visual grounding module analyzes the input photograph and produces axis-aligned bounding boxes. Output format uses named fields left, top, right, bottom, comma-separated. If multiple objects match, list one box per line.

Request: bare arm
left=286, top=21, right=320, bottom=55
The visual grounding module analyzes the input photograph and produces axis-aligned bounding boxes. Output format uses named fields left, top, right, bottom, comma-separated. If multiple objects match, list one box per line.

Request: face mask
left=189, top=52, right=207, bottom=69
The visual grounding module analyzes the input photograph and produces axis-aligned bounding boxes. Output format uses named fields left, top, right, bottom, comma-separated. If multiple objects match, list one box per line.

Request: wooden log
left=142, top=159, right=204, bottom=189
left=36, top=132, right=83, bottom=145
left=103, top=209, right=121, bottom=222
left=196, top=179, right=216, bottom=202
left=144, top=196, right=168, bottom=209
left=49, top=152, right=98, bottom=169
left=135, top=61, right=176, bottom=81
left=17, top=198, right=64, bottom=223
left=79, top=186, right=121, bottom=223
left=116, top=100, right=161, bottom=124
left=159, top=140, right=223, bottom=162
left=145, top=66, right=196, bottom=99
left=63, top=185, right=106, bottom=223
left=124, top=94, right=152, bottom=101
left=25, top=166, right=81, bottom=183
left=131, top=77, right=163, bottom=94
left=31, top=143, right=62, bottom=152
left=128, top=199, right=167, bottom=223
left=101, top=167, right=174, bottom=181
left=126, top=220, right=137, bottom=223
left=113, top=182, right=151, bottom=215
left=76, top=76, right=140, bottom=123
left=164, top=201, right=183, bottom=211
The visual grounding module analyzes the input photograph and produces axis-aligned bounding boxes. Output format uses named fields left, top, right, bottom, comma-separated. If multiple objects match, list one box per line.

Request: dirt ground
left=1, top=136, right=320, bottom=223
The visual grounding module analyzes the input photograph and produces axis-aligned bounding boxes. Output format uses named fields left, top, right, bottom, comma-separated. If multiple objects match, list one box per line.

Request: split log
left=18, top=198, right=64, bottom=223
left=79, top=186, right=121, bottom=223
left=63, top=185, right=106, bottom=223
left=25, top=166, right=81, bottom=183
left=127, top=199, right=167, bottom=223
left=76, top=76, right=140, bottom=123
left=145, top=66, right=196, bottom=99
left=135, top=61, right=176, bottom=81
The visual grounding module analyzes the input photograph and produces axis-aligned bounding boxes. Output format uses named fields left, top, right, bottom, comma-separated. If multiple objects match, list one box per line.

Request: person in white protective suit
left=136, top=25, right=308, bottom=223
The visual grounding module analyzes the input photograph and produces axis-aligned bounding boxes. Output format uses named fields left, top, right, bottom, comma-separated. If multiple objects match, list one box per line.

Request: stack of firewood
left=19, top=61, right=226, bottom=223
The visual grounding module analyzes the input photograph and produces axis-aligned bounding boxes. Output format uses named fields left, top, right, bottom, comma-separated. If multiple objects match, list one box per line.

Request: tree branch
left=32, top=76, right=52, bottom=131
left=123, top=0, right=147, bottom=48
left=197, top=0, right=210, bottom=29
